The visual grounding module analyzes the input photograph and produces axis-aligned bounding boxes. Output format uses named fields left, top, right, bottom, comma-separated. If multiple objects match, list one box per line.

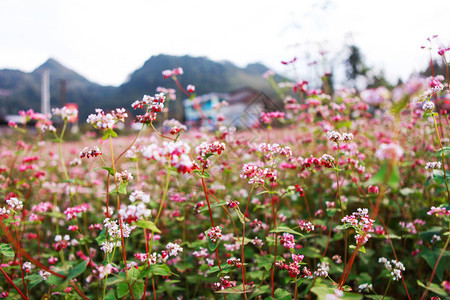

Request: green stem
left=382, top=279, right=391, bottom=300
left=431, top=115, right=450, bottom=204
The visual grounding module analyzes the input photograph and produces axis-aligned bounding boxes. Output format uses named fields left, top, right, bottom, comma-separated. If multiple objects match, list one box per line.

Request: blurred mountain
left=0, top=55, right=282, bottom=121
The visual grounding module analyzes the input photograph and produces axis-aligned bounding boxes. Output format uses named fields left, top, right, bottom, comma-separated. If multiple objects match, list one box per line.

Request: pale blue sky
left=1, top=0, right=449, bottom=86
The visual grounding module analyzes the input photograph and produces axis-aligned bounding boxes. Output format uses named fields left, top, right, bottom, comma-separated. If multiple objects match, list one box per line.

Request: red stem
left=0, top=266, right=28, bottom=300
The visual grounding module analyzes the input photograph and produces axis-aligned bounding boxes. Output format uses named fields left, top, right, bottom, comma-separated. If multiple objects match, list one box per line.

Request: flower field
left=0, top=45, right=450, bottom=300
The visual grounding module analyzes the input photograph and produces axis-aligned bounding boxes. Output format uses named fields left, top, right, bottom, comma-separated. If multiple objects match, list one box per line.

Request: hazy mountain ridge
left=0, top=55, right=280, bottom=120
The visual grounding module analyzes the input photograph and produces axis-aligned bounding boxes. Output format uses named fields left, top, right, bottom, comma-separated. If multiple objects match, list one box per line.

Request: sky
left=1, top=0, right=450, bottom=87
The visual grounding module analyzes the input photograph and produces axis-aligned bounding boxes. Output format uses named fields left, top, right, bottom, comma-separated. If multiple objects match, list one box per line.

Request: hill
left=0, top=55, right=282, bottom=121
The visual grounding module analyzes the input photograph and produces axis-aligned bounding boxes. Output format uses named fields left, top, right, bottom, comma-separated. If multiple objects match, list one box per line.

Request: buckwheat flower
left=327, top=131, right=342, bottom=143
left=23, top=262, right=33, bottom=272
left=292, top=254, right=304, bottom=264
left=227, top=257, right=242, bottom=268
left=208, top=226, right=223, bottom=243
left=263, top=70, right=275, bottom=78
left=79, top=146, right=102, bottom=159
left=427, top=206, right=450, bottom=217
left=314, top=262, right=330, bottom=277
left=298, top=220, right=315, bottom=232
left=358, top=283, right=373, bottom=293
left=115, top=170, right=133, bottom=183
left=129, top=191, right=150, bottom=203
left=63, top=203, right=91, bottom=221
left=251, top=237, right=264, bottom=247
left=422, top=101, right=435, bottom=112
left=280, top=233, right=296, bottom=250
left=379, top=258, right=405, bottom=281
left=431, top=234, right=441, bottom=243
left=97, top=264, right=113, bottom=279
left=368, top=185, right=379, bottom=194
left=5, top=197, right=23, bottom=210
left=0, top=207, right=9, bottom=216
left=52, top=106, right=78, bottom=121
left=425, top=161, right=442, bottom=170
left=375, top=143, right=404, bottom=161
left=166, top=242, right=183, bottom=257
left=100, top=241, right=115, bottom=254
left=187, top=84, right=195, bottom=93
left=342, top=132, right=353, bottom=142
left=39, top=270, right=51, bottom=280
left=332, top=255, right=342, bottom=264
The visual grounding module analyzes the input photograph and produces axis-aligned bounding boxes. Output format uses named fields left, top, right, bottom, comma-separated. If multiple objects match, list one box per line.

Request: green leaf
left=432, top=170, right=450, bottom=186
left=103, top=129, right=118, bottom=140
left=141, top=264, right=177, bottom=278
left=104, top=290, right=117, bottom=300
left=0, top=243, right=15, bottom=258
left=235, top=207, right=250, bottom=224
left=417, top=280, right=448, bottom=297
left=101, top=167, right=115, bottom=176
left=27, top=273, right=44, bottom=290
left=117, top=282, right=130, bottom=298
left=367, top=161, right=400, bottom=189
left=135, top=220, right=161, bottom=233
left=435, top=146, right=450, bottom=157
left=420, top=248, right=450, bottom=281
left=128, top=267, right=140, bottom=282
left=215, top=284, right=254, bottom=294
left=349, top=245, right=365, bottom=253
left=255, top=254, right=278, bottom=272
left=208, top=235, right=219, bottom=251
left=131, top=281, right=145, bottom=299
left=193, top=170, right=211, bottom=178
left=390, top=95, right=409, bottom=115
left=118, top=182, right=128, bottom=194
left=274, top=288, right=292, bottom=299
left=270, top=225, right=303, bottom=236
left=96, top=228, right=107, bottom=245
left=68, top=260, right=89, bottom=279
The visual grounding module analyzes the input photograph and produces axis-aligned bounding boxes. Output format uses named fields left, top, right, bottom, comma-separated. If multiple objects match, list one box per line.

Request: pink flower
left=187, top=84, right=195, bottom=93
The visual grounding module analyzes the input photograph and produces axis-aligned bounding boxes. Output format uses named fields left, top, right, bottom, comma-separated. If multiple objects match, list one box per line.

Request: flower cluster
left=257, top=143, right=292, bottom=160
left=86, top=108, right=127, bottom=130
left=129, top=191, right=150, bottom=203
left=79, top=146, right=102, bottom=159
left=297, top=220, right=315, bottom=233
left=114, top=170, right=133, bottom=183
left=425, top=161, right=442, bottom=170
left=52, top=106, right=78, bottom=121
left=166, top=242, right=183, bottom=257
left=63, top=203, right=91, bottom=221
left=5, top=197, right=23, bottom=211
left=279, top=233, right=296, bottom=250
left=378, top=257, right=405, bottom=281
left=327, top=131, right=353, bottom=144
left=260, top=111, right=285, bottom=124
left=427, top=206, right=450, bottom=218
left=119, top=203, right=151, bottom=223
left=162, top=67, right=183, bottom=79
left=240, top=163, right=277, bottom=185
left=314, top=262, right=330, bottom=277
left=195, top=141, right=226, bottom=165
left=227, top=257, right=242, bottom=268
left=163, top=119, right=187, bottom=135
left=375, top=143, right=404, bottom=161
left=214, top=276, right=237, bottom=291
left=341, top=208, right=375, bottom=245
left=276, top=254, right=307, bottom=278
left=208, top=226, right=223, bottom=243
left=142, top=141, right=194, bottom=174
